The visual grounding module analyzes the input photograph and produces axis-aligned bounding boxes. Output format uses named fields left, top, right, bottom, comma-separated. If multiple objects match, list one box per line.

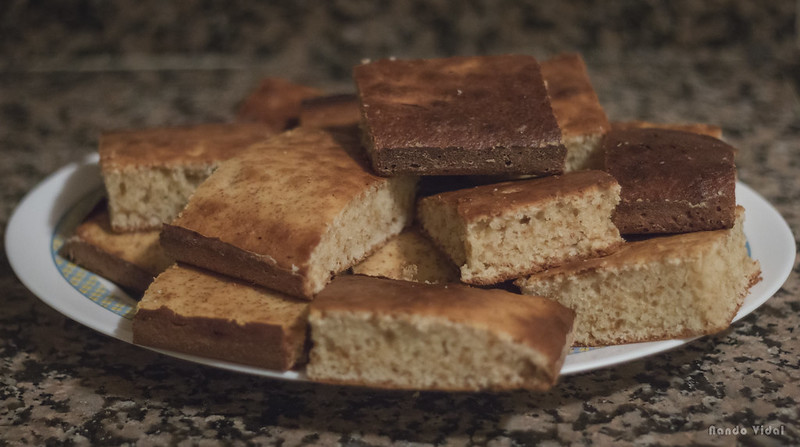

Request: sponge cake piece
left=351, top=227, right=458, bottom=284
left=418, top=170, right=623, bottom=285
left=133, top=264, right=309, bottom=370
left=516, top=207, right=761, bottom=346
left=100, top=123, right=274, bottom=232
left=161, top=127, right=418, bottom=299
left=59, top=203, right=173, bottom=292
left=299, top=94, right=361, bottom=129
left=236, top=77, right=323, bottom=131
left=611, top=120, right=723, bottom=139
left=541, top=53, right=610, bottom=172
left=306, top=275, right=575, bottom=391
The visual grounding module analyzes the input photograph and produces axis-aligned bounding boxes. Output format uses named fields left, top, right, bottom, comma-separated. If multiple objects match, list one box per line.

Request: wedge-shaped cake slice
left=161, top=127, right=418, bottom=299
left=100, top=123, right=275, bottom=232
left=355, top=55, right=566, bottom=176
left=516, top=207, right=761, bottom=346
left=604, top=128, right=736, bottom=234
left=418, top=170, right=623, bottom=285
left=306, top=275, right=575, bottom=391
left=133, top=264, right=309, bottom=370
left=611, top=120, right=722, bottom=139
left=541, top=53, right=610, bottom=172
left=351, top=227, right=458, bottom=284
left=236, top=77, right=323, bottom=131
left=59, top=203, right=173, bottom=292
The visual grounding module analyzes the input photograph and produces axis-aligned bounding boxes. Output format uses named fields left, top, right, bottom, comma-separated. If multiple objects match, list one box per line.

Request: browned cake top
left=236, top=77, right=323, bottom=131
left=355, top=55, right=563, bottom=151
left=138, top=264, right=309, bottom=326
left=611, top=120, right=723, bottom=139
left=312, top=275, right=574, bottom=362
left=541, top=53, right=609, bottom=139
left=603, top=128, right=735, bottom=204
left=171, top=127, right=392, bottom=270
left=421, top=170, right=618, bottom=221
left=299, top=94, right=361, bottom=128
left=100, top=123, right=274, bottom=171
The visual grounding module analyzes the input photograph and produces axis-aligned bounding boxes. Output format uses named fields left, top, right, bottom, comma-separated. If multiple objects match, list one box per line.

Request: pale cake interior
left=564, top=133, right=605, bottom=172
left=420, top=182, right=622, bottom=284
left=517, top=209, right=760, bottom=346
left=305, top=176, right=418, bottom=295
left=105, top=164, right=217, bottom=231
left=307, top=312, right=555, bottom=391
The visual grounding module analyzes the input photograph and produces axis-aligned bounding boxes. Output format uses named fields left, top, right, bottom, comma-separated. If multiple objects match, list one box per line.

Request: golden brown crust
left=604, top=128, right=736, bottom=234
left=99, top=123, right=275, bottom=172
left=421, top=170, right=618, bottom=222
left=355, top=55, right=565, bottom=176
left=236, top=78, right=323, bottom=131
left=133, top=264, right=309, bottom=370
left=299, top=94, right=361, bottom=129
left=611, top=120, right=723, bottom=139
left=312, top=275, right=575, bottom=384
left=541, top=53, right=609, bottom=139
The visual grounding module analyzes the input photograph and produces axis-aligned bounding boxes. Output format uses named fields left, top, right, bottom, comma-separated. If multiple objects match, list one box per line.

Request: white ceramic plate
left=6, top=154, right=796, bottom=380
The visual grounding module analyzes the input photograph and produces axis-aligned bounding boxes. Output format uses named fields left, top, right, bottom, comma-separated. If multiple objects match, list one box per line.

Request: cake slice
left=604, top=128, right=737, bottom=234
left=59, top=202, right=173, bottom=292
left=299, top=93, right=361, bottom=129
left=516, top=207, right=761, bottom=346
left=611, top=120, right=723, bottom=139
left=306, top=275, right=575, bottom=391
left=418, top=170, right=623, bottom=285
left=161, top=127, right=418, bottom=299
left=100, top=123, right=274, bottom=232
left=541, top=53, right=610, bottom=172
left=133, top=264, right=309, bottom=370
left=351, top=227, right=458, bottom=284
left=355, top=55, right=566, bottom=176
left=236, top=77, right=323, bottom=131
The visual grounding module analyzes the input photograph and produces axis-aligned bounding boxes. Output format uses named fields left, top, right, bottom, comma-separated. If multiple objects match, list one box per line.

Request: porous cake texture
left=541, top=53, right=610, bottom=172
left=306, top=275, right=575, bottom=391
left=100, top=123, right=274, bottom=232
left=351, top=227, right=458, bottom=284
left=236, top=77, right=323, bottom=131
left=161, top=127, right=418, bottom=300
left=133, top=264, right=309, bottom=370
left=604, top=128, right=736, bottom=234
left=516, top=207, right=761, bottom=346
left=355, top=55, right=566, bottom=176
left=418, top=170, right=623, bottom=285
left=59, top=203, right=173, bottom=292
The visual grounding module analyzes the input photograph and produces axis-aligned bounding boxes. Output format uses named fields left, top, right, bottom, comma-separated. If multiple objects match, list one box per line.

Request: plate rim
left=6, top=157, right=796, bottom=380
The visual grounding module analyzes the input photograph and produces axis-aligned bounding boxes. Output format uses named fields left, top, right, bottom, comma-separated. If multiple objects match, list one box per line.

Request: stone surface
left=1, top=1, right=799, bottom=445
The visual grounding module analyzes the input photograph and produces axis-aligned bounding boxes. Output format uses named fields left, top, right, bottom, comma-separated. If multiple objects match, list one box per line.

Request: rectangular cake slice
left=161, top=127, right=418, bottom=299
left=59, top=202, right=173, bottom=292
left=355, top=55, right=566, bottom=176
left=306, top=275, right=575, bottom=391
left=541, top=53, right=610, bottom=172
left=604, top=127, right=736, bottom=234
left=516, top=207, right=761, bottom=346
left=351, top=227, right=458, bottom=284
left=418, top=170, right=623, bottom=285
left=100, top=123, right=275, bottom=232
left=236, top=77, right=323, bottom=131
left=299, top=93, right=361, bottom=129
left=133, top=264, right=309, bottom=370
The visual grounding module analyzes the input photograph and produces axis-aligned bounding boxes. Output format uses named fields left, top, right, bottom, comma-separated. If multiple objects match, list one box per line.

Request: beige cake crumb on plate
left=5, top=154, right=796, bottom=383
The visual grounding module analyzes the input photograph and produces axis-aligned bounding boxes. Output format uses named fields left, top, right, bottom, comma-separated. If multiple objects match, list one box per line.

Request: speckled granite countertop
left=2, top=2, right=799, bottom=445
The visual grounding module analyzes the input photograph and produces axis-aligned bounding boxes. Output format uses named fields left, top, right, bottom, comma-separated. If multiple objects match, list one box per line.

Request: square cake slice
left=161, top=127, right=418, bottom=300
left=351, top=227, right=459, bottom=284
left=604, top=127, right=736, bottom=234
left=100, top=123, right=274, bottom=232
left=516, top=207, right=761, bottom=346
left=236, top=77, right=323, bottom=131
left=355, top=55, right=566, bottom=176
left=418, top=170, right=623, bottom=285
left=306, top=275, right=575, bottom=391
left=133, top=264, right=309, bottom=370
left=59, top=202, right=173, bottom=292
left=541, top=53, right=610, bottom=172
